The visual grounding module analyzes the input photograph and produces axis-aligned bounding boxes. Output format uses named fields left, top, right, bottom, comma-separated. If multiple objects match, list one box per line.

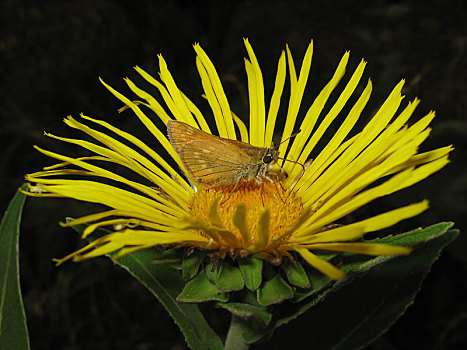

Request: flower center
left=188, top=180, right=304, bottom=253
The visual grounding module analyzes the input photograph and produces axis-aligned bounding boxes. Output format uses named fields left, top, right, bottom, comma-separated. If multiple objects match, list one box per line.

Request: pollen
left=188, top=180, right=304, bottom=253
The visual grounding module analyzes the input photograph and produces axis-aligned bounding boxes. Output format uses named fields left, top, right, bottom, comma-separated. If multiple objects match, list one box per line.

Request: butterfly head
left=261, top=147, right=280, bottom=167
left=263, top=128, right=302, bottom=168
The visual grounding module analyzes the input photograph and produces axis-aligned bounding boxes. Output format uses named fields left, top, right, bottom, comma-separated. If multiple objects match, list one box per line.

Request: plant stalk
left=224, top=315, right=250, bottom=350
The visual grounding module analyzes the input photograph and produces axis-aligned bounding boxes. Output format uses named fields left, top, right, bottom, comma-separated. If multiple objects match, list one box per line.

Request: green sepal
left=262, top=260, right=278, bottom=280
left=205, top=260, right=221, bottom=285
left=281, top=259, right=310, bottom=288
left=292, top=271, right=332, bottom=303
left=182, top=249, right=207, bottom=280
left=150, top=248, right=183, bottom=269
left=177, top=270, right=229, bottom=303
left=238, top=256, right=263, bottom=290
left=216, top=261, right=244, bottom=292
left=257, top=273, right=294, bottom=306
left=217, top=302, right=272, bottom=326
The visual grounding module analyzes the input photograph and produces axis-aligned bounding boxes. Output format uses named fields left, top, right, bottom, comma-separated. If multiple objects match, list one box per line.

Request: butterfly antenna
left=276, top=129, right=305, bottom=171
left=277, top=157, right=305, bottom=172
left=277, top=128, right=302, bottom=148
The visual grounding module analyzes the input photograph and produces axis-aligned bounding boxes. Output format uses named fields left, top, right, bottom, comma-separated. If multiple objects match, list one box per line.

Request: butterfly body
left=167, top=120, right=279, bottom=188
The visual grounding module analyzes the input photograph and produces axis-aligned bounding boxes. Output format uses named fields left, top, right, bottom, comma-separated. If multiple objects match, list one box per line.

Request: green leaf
left=238, top=257, right=263, bottom=290
left=293, top=222, right=454, bottom=304
left=282, top=260, right=310, bottom=288
left=0, top=186, right=30, bottom=350
left=216, top=261, right=244, bottom=292
left=71, top=224, right=223, bottom=350
left=224, top=314, right=272, bottom=347
left=234, top=316, right=271, bottom=344
left=150, top=248, right=183, bottom=269
left=266, top=224, right=458, bottom=350
left=177, top=271, right=229, bottom=303
left=257, top=274, right=294, bottom=306
left=217, top=302, right=272, bottom=326
left=371, top=221, right=454, bottom=245
left=182, top=249, right=206, bottom=280
left=335, top=222, right=456, bottom=280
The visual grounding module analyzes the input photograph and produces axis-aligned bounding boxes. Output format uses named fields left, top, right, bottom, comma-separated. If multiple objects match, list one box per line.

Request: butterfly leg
left=278, top=168, right=288, bottom=192
left=220, top=180, right=241, bottom=205
left=282, top=159, right=313, bottom=204
left=260, top=181, right=265, bottom=207
left=263, top=171, right=286, bottom=203
left=273, top=179, right=286, bottom=204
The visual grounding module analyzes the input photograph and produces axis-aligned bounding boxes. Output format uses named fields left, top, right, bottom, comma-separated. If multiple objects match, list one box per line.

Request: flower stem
left=224, top=315, right=250, bottom=350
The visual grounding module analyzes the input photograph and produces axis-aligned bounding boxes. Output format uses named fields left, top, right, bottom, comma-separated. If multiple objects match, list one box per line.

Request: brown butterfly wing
left=180, top=140, right=255, bottom=187
left=167, top=119, right=266, bottom=155
left=167, top=120, right=271, bottom=186
left=167, top=120, right=219, bottom=153
left=222, top=139, right=269, bottom=159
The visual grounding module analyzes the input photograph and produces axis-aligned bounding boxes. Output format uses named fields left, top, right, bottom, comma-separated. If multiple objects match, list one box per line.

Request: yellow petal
left=264, top=50, right=286, bottom=147
left=193, top=44, right=236, bottom=139
left=244, top=38, right=266, bottom=147
left=279, top=40, right=314, bottom=160
left=295, top=248, right=345, bottom=280
left=301, top=242, right=412, bottom=256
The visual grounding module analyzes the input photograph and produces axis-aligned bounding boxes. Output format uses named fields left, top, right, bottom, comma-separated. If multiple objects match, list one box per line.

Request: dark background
left=1, top=0, right=466, bottom=349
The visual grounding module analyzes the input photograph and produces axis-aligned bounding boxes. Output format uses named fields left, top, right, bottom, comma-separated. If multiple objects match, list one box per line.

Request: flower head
left=25, top=39, right=452, bottom=280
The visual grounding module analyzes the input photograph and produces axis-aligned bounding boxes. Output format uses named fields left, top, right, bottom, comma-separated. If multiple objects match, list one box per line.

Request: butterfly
left=167, top=120, right=283, bottom=189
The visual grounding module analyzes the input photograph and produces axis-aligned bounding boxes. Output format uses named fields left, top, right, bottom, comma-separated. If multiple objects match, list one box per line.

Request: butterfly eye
left=262, top=154, right=273, bottom=164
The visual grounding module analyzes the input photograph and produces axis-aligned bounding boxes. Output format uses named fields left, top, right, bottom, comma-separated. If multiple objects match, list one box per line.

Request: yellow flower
left=24, top=39, right=452, bottom=280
